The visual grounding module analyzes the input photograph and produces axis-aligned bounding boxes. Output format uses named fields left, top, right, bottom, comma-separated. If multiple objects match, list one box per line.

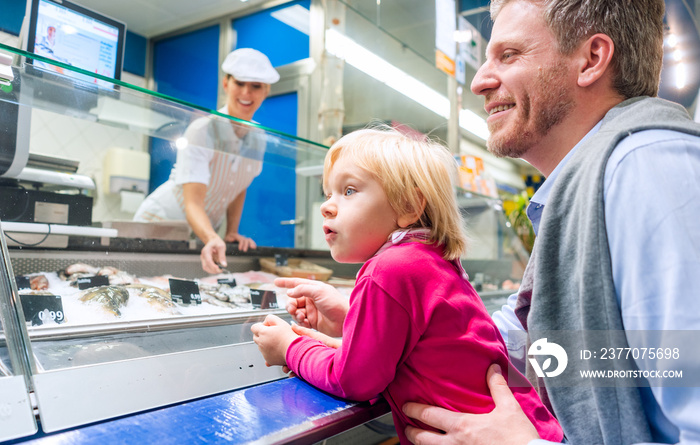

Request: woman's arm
left=182, top=182, right=226, bottom=274
left=223, top=190, right=256, bottom=251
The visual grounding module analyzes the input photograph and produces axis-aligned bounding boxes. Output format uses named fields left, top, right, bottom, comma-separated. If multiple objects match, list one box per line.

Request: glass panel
left=0, top=42, right=329, bottom=323
left=0, top=43, right=333, bottom=433
left=0, top=43, right=327, bottom=240
left=335, top=3, right=451, bottom=140
left=340, top=0, right=436, bottom=65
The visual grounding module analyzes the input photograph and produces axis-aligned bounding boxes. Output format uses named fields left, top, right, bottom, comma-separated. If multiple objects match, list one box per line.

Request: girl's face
left=320, top=155, right=401, bottom=263
left=223, top=76, right=269, bottom=121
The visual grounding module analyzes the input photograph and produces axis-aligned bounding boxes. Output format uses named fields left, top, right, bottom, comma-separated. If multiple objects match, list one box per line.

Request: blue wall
left=232, top=0, right=311, bottom=66
left=124, top=31, right=147, bottom=77
left=152, top=25, right=220, bottom=110
left=148, top=25, right=221, bottom=195
left=239, top=92, right=299, bottom=247
left=231, top=0, right=310, bottom=247
left=0, top=0, right=25, bottom=35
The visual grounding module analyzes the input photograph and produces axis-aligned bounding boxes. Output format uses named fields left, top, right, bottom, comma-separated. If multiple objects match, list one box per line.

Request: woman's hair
left=490, top=0, right=665, bottom=99
left=323, top=127, right=468, bottom=260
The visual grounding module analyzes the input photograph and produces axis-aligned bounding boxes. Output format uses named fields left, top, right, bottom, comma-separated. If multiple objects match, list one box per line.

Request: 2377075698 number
left=596, top=347, right=680, bottom=360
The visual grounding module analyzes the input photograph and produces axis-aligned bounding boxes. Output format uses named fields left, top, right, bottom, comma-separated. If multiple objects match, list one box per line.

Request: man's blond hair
left=323, top=127, right=468, bottom=260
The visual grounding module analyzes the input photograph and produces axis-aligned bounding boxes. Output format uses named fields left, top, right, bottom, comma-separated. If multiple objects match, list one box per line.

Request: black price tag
left=169, top=278, right=202, bottom=305
left=250, top=289, right=278, bottom=309
left=217, top=278, right=237, bottom=287
left=275, top=253, right=288, bottom=267
left=19, top=294, right=65, bottom=326
left=15, top=275, right=31, bottom=290
left=77, top=275, right=110, bottom=290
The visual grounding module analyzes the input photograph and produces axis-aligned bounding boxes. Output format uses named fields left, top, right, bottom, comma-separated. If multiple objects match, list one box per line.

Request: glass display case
left=0, top=42, right=527, bottom=442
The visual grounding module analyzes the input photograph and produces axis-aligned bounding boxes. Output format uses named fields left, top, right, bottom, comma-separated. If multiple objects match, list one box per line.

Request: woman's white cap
left=221, top=48, right=280, bottom=84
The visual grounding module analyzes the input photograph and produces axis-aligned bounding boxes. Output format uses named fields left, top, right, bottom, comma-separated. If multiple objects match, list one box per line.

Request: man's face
left=470, top=1, right=576, bottom=159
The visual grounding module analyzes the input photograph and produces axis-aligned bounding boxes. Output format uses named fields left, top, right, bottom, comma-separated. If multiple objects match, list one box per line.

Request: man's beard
left=486, top=63, right=575, bottom=159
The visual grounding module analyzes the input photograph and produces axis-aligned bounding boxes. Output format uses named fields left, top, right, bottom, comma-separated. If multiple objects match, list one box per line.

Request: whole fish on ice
left=125, top=284, right=181, bottom=315
left=78, top=285, right=129, bottom=317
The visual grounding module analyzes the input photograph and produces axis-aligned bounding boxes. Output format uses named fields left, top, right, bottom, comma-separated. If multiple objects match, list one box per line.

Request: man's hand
left=251, top=314, right=298, bottom=367
left=224, top=232, right=256, bottom=252
left=201, top=236, right=227, bottom=274
left=275, top=277, right=349, bottom=338
left=403, top=364, right=541, bottom=445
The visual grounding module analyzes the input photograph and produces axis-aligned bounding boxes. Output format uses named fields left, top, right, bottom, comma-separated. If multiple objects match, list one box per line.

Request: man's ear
left=576, top=33, right=614, bottom=88
left=397, top=191, right=427, bottom=228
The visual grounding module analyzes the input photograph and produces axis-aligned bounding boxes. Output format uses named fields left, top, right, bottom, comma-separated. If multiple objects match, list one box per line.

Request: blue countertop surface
left=10, top=377, right=390, bottom=444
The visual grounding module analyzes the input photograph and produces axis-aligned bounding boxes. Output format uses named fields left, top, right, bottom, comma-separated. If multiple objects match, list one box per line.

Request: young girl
left=251, top=128, right=562, bottom=443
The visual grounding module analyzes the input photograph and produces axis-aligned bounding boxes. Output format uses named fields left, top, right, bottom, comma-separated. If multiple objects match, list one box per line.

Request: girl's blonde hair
left=323, top=127, right=468, bottom=260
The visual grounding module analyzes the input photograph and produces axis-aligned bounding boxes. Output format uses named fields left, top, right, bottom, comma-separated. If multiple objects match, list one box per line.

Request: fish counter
left=1, top=239, right=514, bottom=443
left=8, top=245, right=356, bottom=329
left=1, top=243, right=387, bottom=443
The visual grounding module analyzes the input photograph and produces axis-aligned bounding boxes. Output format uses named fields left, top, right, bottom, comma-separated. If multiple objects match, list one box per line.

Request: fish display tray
left=259, top=257, right=333, bottom=281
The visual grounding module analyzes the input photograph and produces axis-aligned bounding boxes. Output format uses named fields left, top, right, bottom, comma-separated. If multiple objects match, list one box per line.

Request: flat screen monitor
left=0, top=0, right=126, bottom=180
left=25, top=0, right=126, bottom=87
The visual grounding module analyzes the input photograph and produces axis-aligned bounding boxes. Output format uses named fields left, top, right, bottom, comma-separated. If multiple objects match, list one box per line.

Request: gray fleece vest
left=514, top=97, right=700, bottom=444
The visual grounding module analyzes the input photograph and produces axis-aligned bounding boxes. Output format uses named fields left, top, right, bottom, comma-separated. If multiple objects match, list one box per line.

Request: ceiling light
left=676, top=63, right=687, bottom=89
left=271, top=5, right=310, bottom=35
left=667, top=33, right=678, bottom=48
left=175, top=137, right=188, bottom=150
left=454, top=30, right=473, bottom=43
left=673, top=49, right=682, bottom=62
left=325, top=29, right=487, bottom=140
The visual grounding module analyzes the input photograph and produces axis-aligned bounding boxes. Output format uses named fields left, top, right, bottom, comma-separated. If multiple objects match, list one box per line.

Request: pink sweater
left=286, top=242, right=563, bottom=443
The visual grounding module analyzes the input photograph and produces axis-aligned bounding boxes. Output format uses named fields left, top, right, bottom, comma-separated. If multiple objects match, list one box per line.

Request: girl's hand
left=251, top=315, right=298, bottom=367
left=275, top=277, right=348, bottom=338
left=291, top=324, right=342, bottom=349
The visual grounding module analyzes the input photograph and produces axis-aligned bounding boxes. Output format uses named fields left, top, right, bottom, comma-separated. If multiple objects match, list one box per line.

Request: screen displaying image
left=32, top=0, right=121, bottom=86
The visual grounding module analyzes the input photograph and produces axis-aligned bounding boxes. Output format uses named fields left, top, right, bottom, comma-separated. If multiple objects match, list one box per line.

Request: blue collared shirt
left=494, top=124, right=700, bottom=444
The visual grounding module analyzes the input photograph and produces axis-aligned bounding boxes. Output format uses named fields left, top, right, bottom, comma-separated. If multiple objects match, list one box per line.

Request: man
left=37, top=25, right=56, bottom=54
left=402, top=0, right=700, bottom=443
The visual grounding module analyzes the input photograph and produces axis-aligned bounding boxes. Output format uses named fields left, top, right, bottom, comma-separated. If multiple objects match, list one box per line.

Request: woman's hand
left=224, top=232, right=256, bottom=252
left=200, top=235, right=227, bottom=274
left=251, top=314, right=298, bottom=367
left=275, top=277, right=349, bottom=338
